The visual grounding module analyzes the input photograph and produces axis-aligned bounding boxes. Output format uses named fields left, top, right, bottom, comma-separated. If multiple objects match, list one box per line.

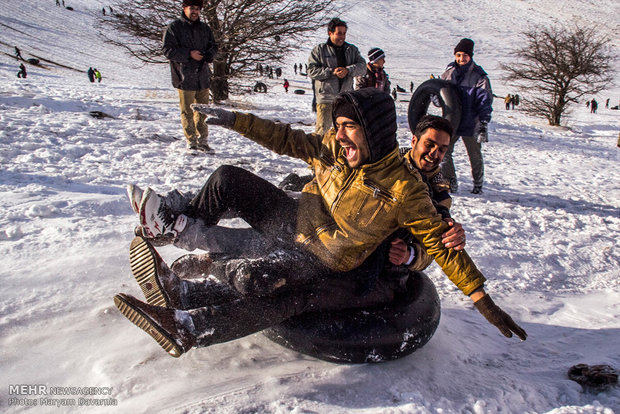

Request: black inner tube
left=264, top=271, right=441, bottom=363
left=407, top=79, right=461, bottom=134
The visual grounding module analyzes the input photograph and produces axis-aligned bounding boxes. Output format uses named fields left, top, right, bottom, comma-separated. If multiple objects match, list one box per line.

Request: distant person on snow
left=590, top=99, right=598, bottom=113
left=87, top=67, right=95, bottom=83
left=115, top=89, right=527, bottom=358
left=355, top=47, right=391, bottom=93
left=162, top=0, right=218, bottom=153
left=17, top=63, right=27, bottom=79
left=94, top=68, right=102, bottom=83
left=439, top=38, right=493, bottom=195
left=14, top=46, right=22, bottom=60
left=283, top=79, right=289, bottom=93
left=307, top=17, right=366, bottom=136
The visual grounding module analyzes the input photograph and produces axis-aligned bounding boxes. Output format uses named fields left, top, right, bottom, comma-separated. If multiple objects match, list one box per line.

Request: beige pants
left=178, top=89, right=210, bottom=144
left=315, top=103, right=334, bottom=136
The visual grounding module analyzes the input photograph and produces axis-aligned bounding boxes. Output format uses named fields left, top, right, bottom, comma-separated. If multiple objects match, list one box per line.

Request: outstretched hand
left=191, top=104, right=236, bottom=128
left=474, top=294, right=527, bottom=340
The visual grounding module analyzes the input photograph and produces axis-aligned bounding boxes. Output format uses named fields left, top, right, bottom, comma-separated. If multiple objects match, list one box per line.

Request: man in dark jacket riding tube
left=115, top=89, right=526, bottom=358
left=163, top=0, right=218, bottom=153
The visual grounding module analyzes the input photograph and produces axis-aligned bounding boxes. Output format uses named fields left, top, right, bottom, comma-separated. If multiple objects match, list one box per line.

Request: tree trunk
left=211, top=57, right=229, bottom=102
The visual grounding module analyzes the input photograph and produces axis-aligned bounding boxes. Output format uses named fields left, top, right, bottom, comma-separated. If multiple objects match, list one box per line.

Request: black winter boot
left=114, top=293, right=196, bottom=357
left=129, top=236, right=184, bottom=309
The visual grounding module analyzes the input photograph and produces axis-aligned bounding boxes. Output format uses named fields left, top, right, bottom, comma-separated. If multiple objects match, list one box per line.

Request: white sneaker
left=139, top=188, right=188, bottom=238
left=126, top=184, right=144, bottom=214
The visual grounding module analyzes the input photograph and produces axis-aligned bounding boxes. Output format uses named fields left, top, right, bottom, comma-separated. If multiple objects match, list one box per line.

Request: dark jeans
left=184, top=266, right=402, bottom=347
left=187, top=165, right=299, bottom=244
left=178, top=165, right=405, bottom=347
left=440, top=135, right=484, bottom=187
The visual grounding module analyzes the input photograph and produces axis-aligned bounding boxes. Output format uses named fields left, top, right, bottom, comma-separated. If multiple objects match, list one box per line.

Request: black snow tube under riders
left=408, top=79, right=461, bottom=134
left=264, top=271, right=441, bottom=363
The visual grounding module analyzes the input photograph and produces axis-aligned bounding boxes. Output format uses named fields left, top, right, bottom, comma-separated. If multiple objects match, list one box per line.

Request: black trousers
left=183, top=265, right=402, bottom=348
left=179, top=165, right=404, bottom=347
left=187, top=165, right=299, bottom=244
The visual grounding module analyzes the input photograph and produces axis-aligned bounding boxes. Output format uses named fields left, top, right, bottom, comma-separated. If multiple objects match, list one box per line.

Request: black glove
left=474, top=294, right=527, bottom=340
left=191, top=104, right=236, bottom=128
left=475, top=121, right=489, bottom=143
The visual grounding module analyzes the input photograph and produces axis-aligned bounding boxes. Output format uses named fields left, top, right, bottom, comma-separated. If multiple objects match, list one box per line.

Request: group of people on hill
left=14, top=45, right=105, bottom=84
left=256, top=63, right=283, bottom=79
left=306, top=19, right=491, bottom=195
left=293, top=63, right=308, bottom=75
left=586, top=98, right=599, bottom=113
left=587, top=98, right=618, bottom=113
left=113, top=2, right=528, bottom=361
left=158, top=3, right=490, bottom=200
left=504, top=94, right=520, bottom=110
left=87, top=67, right=102, bottom=83
left=14, top=46, right=27, bottom=78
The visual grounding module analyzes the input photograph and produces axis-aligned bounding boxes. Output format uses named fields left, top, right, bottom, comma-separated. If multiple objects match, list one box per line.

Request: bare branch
left=501, top=24, right=616, bottom=126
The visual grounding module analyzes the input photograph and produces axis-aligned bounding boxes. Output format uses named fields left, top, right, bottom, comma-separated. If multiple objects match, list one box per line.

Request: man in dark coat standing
left=162, top=0, right=218, bottom=152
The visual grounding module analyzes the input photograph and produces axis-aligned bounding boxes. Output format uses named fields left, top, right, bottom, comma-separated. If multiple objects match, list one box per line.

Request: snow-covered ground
left=1, top=0, right=619, bottom=412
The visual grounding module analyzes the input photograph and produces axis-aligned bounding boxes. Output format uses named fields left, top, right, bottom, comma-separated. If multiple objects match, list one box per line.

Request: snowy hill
left=1, top=0, right=619, bottom=413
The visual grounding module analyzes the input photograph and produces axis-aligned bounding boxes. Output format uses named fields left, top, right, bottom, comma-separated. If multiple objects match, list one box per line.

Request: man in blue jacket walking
left=440, top=38, right=493, bottom=194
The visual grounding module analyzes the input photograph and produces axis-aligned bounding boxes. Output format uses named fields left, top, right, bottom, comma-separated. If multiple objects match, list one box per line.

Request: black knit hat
left=183, top=0, right=203, bottom=7
left=454, top=38, right=474, bottom=57
left=332, top=88, right=397, bottom=164
left=368, top=47, right=385, bottom=64
left=334, top=100, right=360, bottom=125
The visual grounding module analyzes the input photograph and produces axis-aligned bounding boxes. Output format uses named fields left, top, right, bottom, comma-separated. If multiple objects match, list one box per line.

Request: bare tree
left=502, top=25, right=615, bottom=126
left=100, top=0, right=338, bottom=101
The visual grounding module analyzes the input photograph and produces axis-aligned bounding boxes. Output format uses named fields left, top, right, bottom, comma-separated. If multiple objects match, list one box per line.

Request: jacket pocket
left=349, top=180, right=397, bottom=228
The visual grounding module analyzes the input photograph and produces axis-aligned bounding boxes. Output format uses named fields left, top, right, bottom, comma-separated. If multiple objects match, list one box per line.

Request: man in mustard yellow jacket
left=115, top=89, right=526, bottom=357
